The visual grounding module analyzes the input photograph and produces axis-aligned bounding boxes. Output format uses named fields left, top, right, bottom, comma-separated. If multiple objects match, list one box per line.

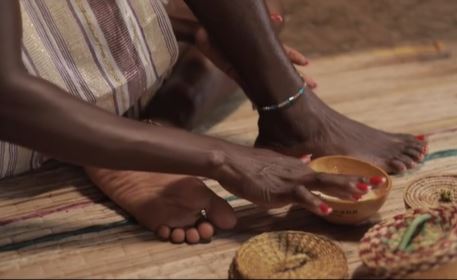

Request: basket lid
left=229, top=231, right=348, bottom=279
left=404, top=175, right=457, bottom=209
left=359, top=206, right=457, bottom=278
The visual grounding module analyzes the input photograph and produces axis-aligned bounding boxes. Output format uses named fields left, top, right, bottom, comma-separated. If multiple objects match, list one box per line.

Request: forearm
left=184, top=0, right=302, bottom=107
left=0, top=72, right=226, bottom=177
left=0, top=0, right=230, bottom=179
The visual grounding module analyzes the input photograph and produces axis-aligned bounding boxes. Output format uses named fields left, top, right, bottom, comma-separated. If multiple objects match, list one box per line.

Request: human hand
left=210, top=145, right=385, bottom=215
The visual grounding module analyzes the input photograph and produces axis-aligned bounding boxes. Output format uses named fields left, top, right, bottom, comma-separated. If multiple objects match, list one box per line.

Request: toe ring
left=200, top=209, right=208, bottom=219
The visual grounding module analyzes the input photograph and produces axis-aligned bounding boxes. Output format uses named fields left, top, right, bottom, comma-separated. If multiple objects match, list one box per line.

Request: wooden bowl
left=309, top=156, right=392, bottom=225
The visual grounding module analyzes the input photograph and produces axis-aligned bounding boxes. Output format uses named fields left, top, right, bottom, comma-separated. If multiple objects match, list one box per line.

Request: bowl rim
left=309, top=155, right=392, bottom=205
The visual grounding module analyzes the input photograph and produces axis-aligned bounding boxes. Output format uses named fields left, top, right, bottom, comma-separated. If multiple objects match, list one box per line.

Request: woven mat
left=1, top=41, right=457, bottom=278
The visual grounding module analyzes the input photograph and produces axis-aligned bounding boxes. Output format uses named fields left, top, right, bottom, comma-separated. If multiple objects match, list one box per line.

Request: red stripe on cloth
left=66, top=0, right=120, bottom=114
left=88, top=0, right=147, bottom=109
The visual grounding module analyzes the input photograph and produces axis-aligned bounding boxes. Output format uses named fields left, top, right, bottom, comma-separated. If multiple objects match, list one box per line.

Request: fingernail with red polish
left=416, top=135, right=426, bottom=141
left=370, top=176, right=386, bottom=186
left=270, top=13, right=284, bottom=23
left=300, top=154, right=313, bottom=162
left=319, top=203, right=333, bottom=215
left=352, top=194, right=362, bottom=201
left=357, top=183, right=370, bottom=192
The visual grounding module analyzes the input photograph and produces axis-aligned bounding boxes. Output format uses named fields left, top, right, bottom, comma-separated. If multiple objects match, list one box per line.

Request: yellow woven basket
left=404, top=175, right=457, bottom=209
left=229, top=231, right=348, bottom=279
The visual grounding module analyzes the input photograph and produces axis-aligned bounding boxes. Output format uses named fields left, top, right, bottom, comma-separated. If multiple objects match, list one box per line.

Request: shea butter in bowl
left=309, top=156, right=392, bottom=225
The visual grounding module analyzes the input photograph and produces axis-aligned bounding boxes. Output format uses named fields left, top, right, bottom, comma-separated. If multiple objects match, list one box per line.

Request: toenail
left=369, top=176, right=386, bottom=186
left=422, top=145, right=428, bottom=154
left=319, top=203, right=333, bottom=215
left=357, top=183, right=370, bottom=192
left=157, top=225, right=170, bottom=240
left=171, top=228, right=186, bottom=242
left=416, top=135, right=426, bottom=141
left=186, top=228, right=200, bottom=244
left=197, top=222, right=214, bottom=239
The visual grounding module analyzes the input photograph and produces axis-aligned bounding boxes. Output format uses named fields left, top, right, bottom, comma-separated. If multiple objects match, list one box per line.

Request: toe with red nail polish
left=416, top=135, right=426, bottom=141
left=422, top=145, right=429, bottom=154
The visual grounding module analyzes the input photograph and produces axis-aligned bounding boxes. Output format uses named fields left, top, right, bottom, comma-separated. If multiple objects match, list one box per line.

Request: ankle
left=257, top=89, right=333, bottom=150
left=257, top=110, right=306, bottom=147
left=258, top=88, right=315, bottom=133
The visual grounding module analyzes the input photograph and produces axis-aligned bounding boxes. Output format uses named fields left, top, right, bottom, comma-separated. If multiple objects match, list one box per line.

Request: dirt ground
left=281, top=0, right=457, bottom=57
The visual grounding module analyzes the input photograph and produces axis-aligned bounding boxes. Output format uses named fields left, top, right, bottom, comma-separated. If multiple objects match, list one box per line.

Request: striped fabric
left=0, top=0, right=178, bottom=178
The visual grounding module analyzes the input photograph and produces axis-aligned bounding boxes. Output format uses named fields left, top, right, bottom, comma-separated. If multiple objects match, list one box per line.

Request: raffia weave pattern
left=404, top=175, right=457, bottom=209
left=359, top=206, right=457, bottom=278
left=229, top=231, right=348, bottom=279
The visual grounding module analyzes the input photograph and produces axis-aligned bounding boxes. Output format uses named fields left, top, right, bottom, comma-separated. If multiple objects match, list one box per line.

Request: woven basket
left=229, top=231, right=348, bottom=279
left=359, top=206, right=457, bottom=278
left=404, top=175, right=457, bottom=209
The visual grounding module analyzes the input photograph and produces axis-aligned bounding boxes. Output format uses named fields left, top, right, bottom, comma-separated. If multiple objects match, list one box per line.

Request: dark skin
left=185, top=0, right=303, bottom=107
left=0, top=1, right=370, bottom=216
left=147, top=0, right=316, bottom=129
left=123, top=0, right=424, bottom=244
left=184, top=0, right=427, bottom=174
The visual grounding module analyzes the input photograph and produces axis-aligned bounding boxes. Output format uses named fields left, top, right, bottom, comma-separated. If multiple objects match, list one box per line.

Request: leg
left=144, top=44, right=238, bottom=129
left=146, top=0, right=288, bottom=130
left=84, top=1, right=298, bottom=243
left=255, top=92, right=427, bottom=174
left=185, top=0, right=427, bottom=174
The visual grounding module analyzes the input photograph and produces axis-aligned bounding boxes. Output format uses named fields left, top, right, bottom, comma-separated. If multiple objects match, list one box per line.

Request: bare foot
left=255, top=90, right=427, bottom=174
left=85, top=167, right=237, bottom=244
